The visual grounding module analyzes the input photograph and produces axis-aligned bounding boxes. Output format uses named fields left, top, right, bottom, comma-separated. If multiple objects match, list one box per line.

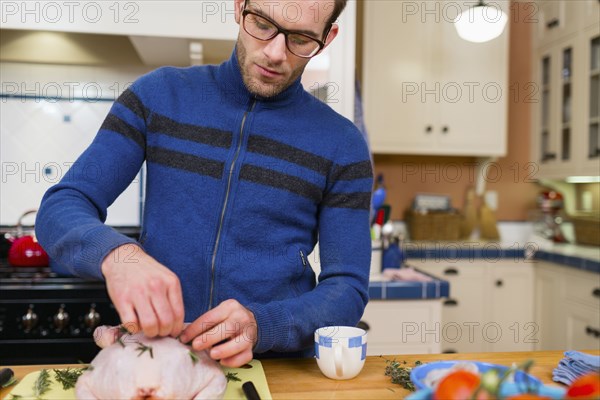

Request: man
left=36, top=0, right=373, bottom=368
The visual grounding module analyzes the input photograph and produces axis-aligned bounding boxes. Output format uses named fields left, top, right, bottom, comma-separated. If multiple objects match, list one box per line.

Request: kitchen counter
left=2, top=350, right=598, bottom=399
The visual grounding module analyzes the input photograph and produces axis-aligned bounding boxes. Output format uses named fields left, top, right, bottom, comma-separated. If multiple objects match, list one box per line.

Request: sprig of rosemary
left=383, top=358, right=422, bottom=392
left=32, top=369, right=51, bottom=399
left=225, top=372, right=241, bottom=382
left=189, top=351, right=200, bottom=365
left=53, top=368, right=86, bottom=390
left=136, top=342, right=154, bottom=358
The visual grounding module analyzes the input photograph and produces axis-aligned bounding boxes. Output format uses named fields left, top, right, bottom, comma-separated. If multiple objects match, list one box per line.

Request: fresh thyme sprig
left=32, top=369, right=51, bottom=399
left=117, top=336, right=126, bottom=348
left=136, top=342, right=154, bottom=358
left=53, top=368, right=86, bottom=390
left=225, top=372, right=241, bottom=382
left=383, top=357, right=422, bottom=392
left=189, top=351, right=200, bottom=365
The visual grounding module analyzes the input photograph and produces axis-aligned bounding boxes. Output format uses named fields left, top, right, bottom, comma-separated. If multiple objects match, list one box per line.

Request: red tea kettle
left=5, top=209, right=49, bottom=267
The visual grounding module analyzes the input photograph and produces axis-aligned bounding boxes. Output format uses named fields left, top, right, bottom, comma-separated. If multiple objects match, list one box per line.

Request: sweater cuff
left=76, top=225, right=137, bottom=280
left=246, top=302, right=292, bottom=354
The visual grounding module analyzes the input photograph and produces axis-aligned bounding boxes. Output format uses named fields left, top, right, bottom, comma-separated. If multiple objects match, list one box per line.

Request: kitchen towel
left=552, top=350, right=600, bottom=385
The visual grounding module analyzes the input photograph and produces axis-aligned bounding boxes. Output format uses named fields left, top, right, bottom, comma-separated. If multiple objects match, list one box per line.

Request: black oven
left=0, top=227, right=137, bottom=365
left=0, top=265, right=120, bottom=365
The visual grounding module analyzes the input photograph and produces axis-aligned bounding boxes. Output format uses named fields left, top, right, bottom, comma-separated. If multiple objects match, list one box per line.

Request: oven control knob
left=22, top=305, right=38, bottom=331
left=53, top=304, right=70, bottom=330
left=84, top=304, right=101, bottom=329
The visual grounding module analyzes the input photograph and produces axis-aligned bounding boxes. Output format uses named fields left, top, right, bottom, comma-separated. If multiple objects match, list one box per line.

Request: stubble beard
left=236, top=38, right=306, bottom=98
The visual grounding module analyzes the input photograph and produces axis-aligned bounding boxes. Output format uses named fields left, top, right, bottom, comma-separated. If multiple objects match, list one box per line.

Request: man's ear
left=316, top=23, right=339, bottom=55
left=234, top=0, right=245, bottom=24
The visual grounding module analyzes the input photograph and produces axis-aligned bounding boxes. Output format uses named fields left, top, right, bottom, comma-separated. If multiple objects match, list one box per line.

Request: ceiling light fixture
left=454, top=0, right=508, bottom=43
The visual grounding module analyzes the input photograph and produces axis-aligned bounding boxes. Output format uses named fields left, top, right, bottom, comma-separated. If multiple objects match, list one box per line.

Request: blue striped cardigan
left=36, top=50, right=374, bottom=357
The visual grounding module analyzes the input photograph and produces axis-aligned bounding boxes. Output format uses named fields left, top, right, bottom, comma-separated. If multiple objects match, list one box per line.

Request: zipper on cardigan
left=208, top=99, right=257, bottom=310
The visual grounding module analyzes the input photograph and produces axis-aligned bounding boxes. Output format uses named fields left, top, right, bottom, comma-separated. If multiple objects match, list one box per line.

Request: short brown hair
left=323, top=0, right=347, bottom=37
left=327, top=0, right=347, bottom=26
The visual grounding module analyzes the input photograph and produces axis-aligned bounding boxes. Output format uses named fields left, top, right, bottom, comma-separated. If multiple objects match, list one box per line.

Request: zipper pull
left=299, top=250, right=307, bottom=267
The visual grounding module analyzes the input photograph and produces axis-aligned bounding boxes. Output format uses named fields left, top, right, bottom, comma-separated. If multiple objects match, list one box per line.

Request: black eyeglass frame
left=241, top=0, right=332, bottom=58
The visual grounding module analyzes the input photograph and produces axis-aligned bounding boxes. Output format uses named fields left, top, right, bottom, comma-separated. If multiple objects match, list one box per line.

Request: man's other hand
left=179, top=299, right=258, bottom=368
left=101, top=244, right=185, bottom=338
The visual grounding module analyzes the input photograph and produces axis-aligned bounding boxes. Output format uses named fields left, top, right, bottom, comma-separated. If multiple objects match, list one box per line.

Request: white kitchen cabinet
left=534, top=261, right=600, bottom=350
left=488, top=263, right=536, bottom=352
left=531, top=2, right=600, bottom=179
left=413, top=259, right=534, bottom=353
left=361, top=299, right=442, bottom=355
left=362, top=0, right=509, bottom=156
left=414, top=261, right=487, bottom=353
left=534, top=264, right=566, bottom=350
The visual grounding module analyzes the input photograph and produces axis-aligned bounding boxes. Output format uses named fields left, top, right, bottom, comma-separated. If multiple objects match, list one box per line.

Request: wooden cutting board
left=3, top=360, right=271, bottom=400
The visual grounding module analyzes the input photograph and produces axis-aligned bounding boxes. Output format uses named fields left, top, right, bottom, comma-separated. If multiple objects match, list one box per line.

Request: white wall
left=0, top=62, right=152, bottom=226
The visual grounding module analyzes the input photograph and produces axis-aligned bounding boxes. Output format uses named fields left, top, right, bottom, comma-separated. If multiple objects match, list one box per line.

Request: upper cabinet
left=362, top=0, right=509, bottom=156
left=0, top=2, right=238, bottom=40
left=531, top=1, right=600, bottom=179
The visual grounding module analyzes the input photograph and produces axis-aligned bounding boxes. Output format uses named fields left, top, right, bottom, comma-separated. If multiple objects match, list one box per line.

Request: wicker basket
left=571, top=214, right=600, bottom=246
left=405, top=209, right=462, bottom=241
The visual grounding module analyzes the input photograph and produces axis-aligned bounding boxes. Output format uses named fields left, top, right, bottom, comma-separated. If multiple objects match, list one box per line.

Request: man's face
left=234, top=0, right=338, bottom=98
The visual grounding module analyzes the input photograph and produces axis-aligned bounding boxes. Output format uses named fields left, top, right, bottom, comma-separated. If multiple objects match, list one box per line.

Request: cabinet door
left=532, top=36, right=581, bottom=178
left=363, top=0, right=435, bottom=154
left=534, top=264, right=566, bottom=350
left=534, top=1, right=581, bottom=48
left=412, top=261, right=488, bottom=353
left=361, top=300, right=442, bottom=355
left=582, top=0, right=600, bottom=30
left=488, top=262, right=536, bottom=352
left=564, top=302, right=600, bottom=350
left=579, top=26, right=600, bottom=175
left=435, top=0, right=508, bottom=156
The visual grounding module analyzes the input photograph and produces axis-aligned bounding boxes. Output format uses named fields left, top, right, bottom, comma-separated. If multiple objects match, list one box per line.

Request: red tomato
left=567, top=373, right=600, bottom=399
left=434, top=370, right=481, bottom=400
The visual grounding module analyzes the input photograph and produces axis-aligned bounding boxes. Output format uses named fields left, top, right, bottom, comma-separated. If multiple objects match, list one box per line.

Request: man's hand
left=101, top=244, right=185, bottom=338
left=179, top=299, right=258, bottom=368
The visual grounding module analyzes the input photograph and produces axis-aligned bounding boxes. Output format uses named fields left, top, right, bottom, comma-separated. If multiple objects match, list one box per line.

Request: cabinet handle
left=441, top=126, right=449, bottom=134
left=444, top=268, right=458, bottom=276
left=592, top=288, right=600, bottom=298
left=357, top=320, right=370, bottom=332
left=444, top=299, right=458, bottom=306
left=542, top=152, right=557, bottom=162
left=585, top=326, right=600, bottom=338
left=546, top=18, right=559, bottom=29
left=425, top=125, right=433, bottom=134
left=442, top=349, right=457, bottom=354
left=496, top=280, right=504, bottom=287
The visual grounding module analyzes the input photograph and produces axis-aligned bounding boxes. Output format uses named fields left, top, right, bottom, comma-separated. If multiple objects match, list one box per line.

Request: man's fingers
left=218, top=348, right=253, bottom=368
left=209, top=335, right=250, bottom=361
left=179, top=307, right=224, bottom=344
left=191, top=321, right=232, bottom=351
left=133, top=294, right=159, bottom=337
left=116, top=303, right=139, bottom=334
left=150, top=288, right=174, bottom=337
left=167, top=278, right=185, bottom=337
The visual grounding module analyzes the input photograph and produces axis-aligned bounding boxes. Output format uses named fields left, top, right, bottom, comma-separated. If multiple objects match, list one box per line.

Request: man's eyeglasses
left=241, top=6, right=330, bottom=58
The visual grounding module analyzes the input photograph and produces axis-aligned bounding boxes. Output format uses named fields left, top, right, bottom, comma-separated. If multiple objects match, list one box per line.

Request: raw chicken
left=75, top=325, right=227, bottom=400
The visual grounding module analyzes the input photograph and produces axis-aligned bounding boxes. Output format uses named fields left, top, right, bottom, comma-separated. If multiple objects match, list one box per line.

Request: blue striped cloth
left=552, top=350, right=600, bottom=385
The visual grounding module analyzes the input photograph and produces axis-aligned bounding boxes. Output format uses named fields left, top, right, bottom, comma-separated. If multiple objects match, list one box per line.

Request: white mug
left=314, top=326, right=367, bottom=380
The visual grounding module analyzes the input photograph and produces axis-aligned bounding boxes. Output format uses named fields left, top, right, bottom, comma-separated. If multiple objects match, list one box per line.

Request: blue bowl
left=410, top=361, right=542, bottom=390
left=406, top=383, right=566, bottom=400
